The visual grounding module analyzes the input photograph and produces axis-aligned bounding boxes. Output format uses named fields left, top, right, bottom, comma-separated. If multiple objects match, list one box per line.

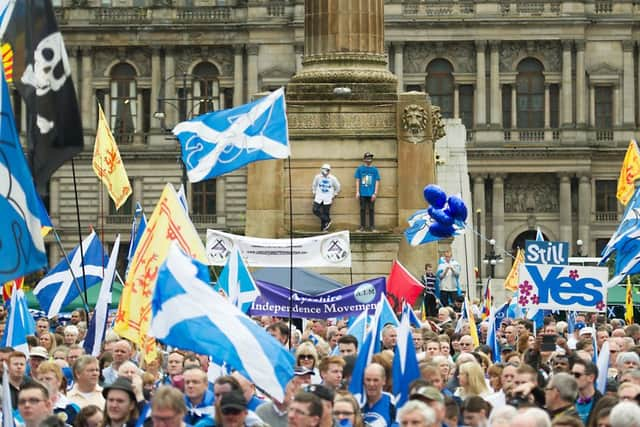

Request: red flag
left=3, top=277, right=24, bottom=302
left=386, top=260, right=425, bottom=312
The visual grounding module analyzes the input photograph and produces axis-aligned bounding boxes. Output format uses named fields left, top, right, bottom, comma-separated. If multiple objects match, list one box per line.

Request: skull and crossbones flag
left=1, top=0, right=83, bottom=193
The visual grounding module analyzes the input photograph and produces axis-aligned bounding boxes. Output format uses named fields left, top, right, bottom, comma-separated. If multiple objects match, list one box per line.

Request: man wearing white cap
left=311, top=163, right=340, bottom=232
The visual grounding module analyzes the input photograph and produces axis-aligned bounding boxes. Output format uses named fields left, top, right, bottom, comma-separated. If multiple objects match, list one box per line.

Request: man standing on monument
left=437, top=251, right=461, bottom=307
left=355, top=152, right=380, bottom=232
left=312, top=163, right=341, bottom=232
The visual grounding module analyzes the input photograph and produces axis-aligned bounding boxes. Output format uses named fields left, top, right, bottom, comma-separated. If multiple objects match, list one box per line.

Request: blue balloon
left=424, top=185, right=446, bottom=209
left=429, top=206, right=454, bottom=227
left=430, top=222, right=456, bottom=237
left=447, top=195, right=468, bottom=222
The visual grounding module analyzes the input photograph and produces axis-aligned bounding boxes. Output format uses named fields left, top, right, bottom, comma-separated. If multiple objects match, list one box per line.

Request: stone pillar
left=394, top=42, right=404, bottom=92
left=491, top=174, right=505, bottom=277
left=216, top=179, right=226, bottom=224
left=151, top=47, right=161, bottom=130
left=544, top=84, right=551, bottom=128
left=247, top=44, right=259, bottom=100
left=164, top=49, right=176, bottom=126
left=475, top=40, right=487, bottom=126
left=578, top=174, right=591, bottom=256
left=473, top=175, right=486, bottom=277
left=511, top=85, right=517, bottom=128
left=134, top=178, right=143, bottom=203
left=104, top=93, right=110, bottom=122
left=489, top=41, right=501, bottom=127
left=50, top=178, right=60, bottom=222
left=68, top=47, right=78, bottom=88
left=294, top=43, right=304, bottom=74
left=81, top=48, right=93, bottom=131
left=233, top=45, right=244, bottom=107
left=589, top=86, right=595, bottom=126
left=136, top=92, right=143, bottom=135
left=559, top=174, right=572, bottom=244
left=561, top=41, right=573, bottom=126
left=454, top=84, right=460, bottom=119
left=614, top=85, right=621, bottom=126
left=20, top=98, right=27, bottom=133
left=623, top=40, right=635, bottom=126
left=575, top=41, right=586, bottom=126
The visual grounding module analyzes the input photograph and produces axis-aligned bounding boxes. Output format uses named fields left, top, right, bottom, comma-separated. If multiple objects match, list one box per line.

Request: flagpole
left=71, top=157, right=90, bottom=318
left=287, top=157, right=294, bottom=349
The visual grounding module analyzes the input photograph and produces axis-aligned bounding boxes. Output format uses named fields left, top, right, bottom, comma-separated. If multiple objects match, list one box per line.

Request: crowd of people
left=1, top=297, right=640, bottom=427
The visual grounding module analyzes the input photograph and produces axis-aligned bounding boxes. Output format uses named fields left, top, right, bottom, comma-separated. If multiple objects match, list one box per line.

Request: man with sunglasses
left=218, top=390, right=250, bottom=427
left=572, top=359, right=602, bottom=425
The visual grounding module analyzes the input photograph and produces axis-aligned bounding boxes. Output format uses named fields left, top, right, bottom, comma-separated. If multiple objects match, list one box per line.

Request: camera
left=507, top=393, right=528, bottom=408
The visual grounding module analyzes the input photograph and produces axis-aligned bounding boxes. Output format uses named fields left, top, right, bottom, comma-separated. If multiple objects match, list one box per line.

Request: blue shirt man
left=354, top=152, right=380, bottom=231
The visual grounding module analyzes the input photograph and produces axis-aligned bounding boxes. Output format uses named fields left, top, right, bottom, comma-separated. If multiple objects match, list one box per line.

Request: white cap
left=579, top=326, right=594, bottom=336
left=321, top=164, right=331, bottom=170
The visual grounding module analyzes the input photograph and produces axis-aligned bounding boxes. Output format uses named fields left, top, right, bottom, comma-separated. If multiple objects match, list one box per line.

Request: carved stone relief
left=500, top=41, right=561, bottom=73
left=505, top=174, right=559, bottom=213
left=404, top=42, right=474, bottom=74
left=175, top=47, right=233, bottom=76
left=129, top=48, right=151, bottom=76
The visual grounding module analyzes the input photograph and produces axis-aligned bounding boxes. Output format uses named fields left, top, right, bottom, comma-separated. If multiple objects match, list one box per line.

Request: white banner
left=206, top=230, right=351, bottom=268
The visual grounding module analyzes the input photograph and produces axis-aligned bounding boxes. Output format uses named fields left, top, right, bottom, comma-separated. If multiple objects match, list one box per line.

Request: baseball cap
left=321, top=163, right=331, bottom=170
left=363, top=152, right=374, bottom=159
left=410, top=386, right=444, bottom=403
left=220, top=390, right=247, bottom=412
left=294, top=366, right=315, bottom=376
left=303, top=384, right=335, bottom=402
left=579, top=326, right=594, bottom=336
left=29, top=346, right=49, bottom=359
left=501, top=345, right=514, bottom=353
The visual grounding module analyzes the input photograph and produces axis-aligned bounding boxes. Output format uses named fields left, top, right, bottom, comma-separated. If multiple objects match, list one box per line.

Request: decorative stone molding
left=287, top=111, right=396, bottom=130
left=499, top=41, right=561, bottom=72
left=404, top=42, right=474, bottom=74
left=504, top=174, right=559, bottom=213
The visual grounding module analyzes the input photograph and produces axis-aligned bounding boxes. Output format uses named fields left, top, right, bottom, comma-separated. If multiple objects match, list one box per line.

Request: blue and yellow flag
left=625, top=276, right=634, bottom=325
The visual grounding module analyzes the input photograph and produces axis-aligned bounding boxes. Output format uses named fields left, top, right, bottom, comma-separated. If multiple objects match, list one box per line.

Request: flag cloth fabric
left=625, top=276, right=634, bottom=325
left=83, top=235, right=119, bottom=357
left=34, top=230, right=106, bottom=317
left=0, top=285, right=35, bottom=355
left=408, top=306, right=422, bottom=329
left=173, top=88, right=290, bottom=183
left=126, top=202, right=146, bottom=275
left=386, top=260, right=425, bottom=313
left=536, top=227, right=545, bottom=241
left=0, top=63, right=47, bottom=284
left=466, top=297, right=479, bottom=348
left=392, top=303, right=421, bottom=412
left=379, top=295, right=399, bottom=329
left=345, top=311, right=369, bottom=348
left=481, top=278, right=491, bottom=320
left=35, top=193, right=52, bottom=237
left=216, top=247, right=259, bottom=314
left=2, top=276, right=22, bottom=303
left=617, top=140, right=640, bottom=205
left=596, top=341, right=610, bottom=394
left=2, top=361, right=13, bottom=427
left=404, top=207, right=465, bottom=246
left=177, top=184, right=188, bottom=214
left=486, top=305, right=500, bottom=363
left=114, top=183, right=207, bottom=363
left=150, top=243, right=294, bottom=402
left=1, top=0, right=84, bottom=192
left=504, top=248, right=523, bottom=292
left=93, top=104, right=132, bottom=210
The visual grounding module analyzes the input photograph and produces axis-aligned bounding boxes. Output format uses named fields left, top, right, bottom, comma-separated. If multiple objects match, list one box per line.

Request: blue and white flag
left=174, top=88, right=290, bottom=182
left=392, top=303, right=421, bottom=411
left=126, top=202, right=146, bottom=275
left=176, top=184, right=189, bottom=214
left=486, top=306, right=501, bottom=363
left=0, top=60, right=47, bottom=284
left=151, top=243, right=294, bottom=402
left=216, top=247, right=260, bottom=314
left=404, top=208, right=465, bottom=246
left=2, top=361, right=13, bottom=427
left=1, top=286, right=35, bottom=355
left=493, top=302, right=509, bottom=330
left=346, top=311, right=369, bottom=348
left=379, top=295, right=399, bottom=329
left=84, top=235, right=120, bottom=356
left=596, top=340, right=610, bottom=394
left=536, top=227, right=545, bottom=241
left=567, top=310, right=577, bottom=335
left=0, top=0, right=15, bottom=38
left=408, top=306, right=422, bottom=329
left=34, top=230, right=107, bottom=317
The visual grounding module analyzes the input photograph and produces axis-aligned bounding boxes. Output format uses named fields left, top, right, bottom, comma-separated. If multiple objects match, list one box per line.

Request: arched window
left=516, top=58, right=544, bottom=128
left=110, top=63, right=137, bottom=144
left=192, top=62, right=220, bottom=116
left=426, top=59, right=454, bottom=118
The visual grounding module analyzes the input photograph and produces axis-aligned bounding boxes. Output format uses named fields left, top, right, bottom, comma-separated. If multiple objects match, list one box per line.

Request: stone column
left=511, top=85, right=517, bottom=128
left=136, top=92, right=143, bottom=136
left=561, top=41, right=573, bottom=126
left=20, top=98, right=27, bottom=133
left=623, top=40, right=635, bottom=126
left=544, top=84, right=551, bottom=128
left=578, top=174, right=591, bottom=256
left=134, top=178, right=143, bottom=203
left=164, top=49, right=176, bottom=126
left=81, top=48, right=93, bottom=131
left=489, top=41, right=501, bottom=127
left=491, top=174, right=505, bottom=277
left=68, top=47, right=78, bottom=88
left=150, top=47, right=161, bottom=130
left=394, top=42, right=404, bottom=92
left=614, top=85, right=621, bottom=126
left=589, top=86, right=595, bottom=126
left=575, top=41, right=586, bottom=126
left=247, top=44, right=259, bottom=100
left=473, top=175, right=486, bottom=277
left=294, top=43, right=304, bottom=74
left=559, top=174, right=572, bottom=244
left=233, top=45, right=244, bottom=107
left=104, top=93, right=110, bottom=122
left=454, top=84, right=460, bottom=119
left=475, top=40, right=487, bottom=126
left=216, top=179, right=226, bottom=224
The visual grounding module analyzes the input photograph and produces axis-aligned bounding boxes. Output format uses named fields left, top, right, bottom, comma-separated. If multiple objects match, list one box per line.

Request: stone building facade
left=27, top=0, right=631, bottom=280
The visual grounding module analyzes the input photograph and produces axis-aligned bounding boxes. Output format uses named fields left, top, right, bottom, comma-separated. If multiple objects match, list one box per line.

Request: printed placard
left=525, top=240, right=569, bottom=265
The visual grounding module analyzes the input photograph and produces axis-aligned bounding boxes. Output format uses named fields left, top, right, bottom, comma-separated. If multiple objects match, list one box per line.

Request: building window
left=502, top=85, right=512, bottom=128
left=426, top=59, right=454, bottom=118
left=459, top=85, right=474, bottom=130
left=192, top=180, right=217, bottom=217
left=516, top=58, right=544, bottom=128
left=110, top=63, right=137, bottom=145
left=595, top=180, right=617, bottom=220
left=550, top=84, right=560, bottom=128
left=192, top=62, right=220, bottom=117
left=595, top=86, right=613, bottom=129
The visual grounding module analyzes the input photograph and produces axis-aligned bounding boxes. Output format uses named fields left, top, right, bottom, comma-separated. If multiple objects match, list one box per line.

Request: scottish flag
left=34, top=230, right=107, bottom=317
left=346, top=310, right=369, bottom=347
left=126, top=202, right=146, bottom=275
left=486, top=304, right=503, bottom=363
left=0, top=60, right=47, bottom=284
left=596, top=341, right=610, bottom=394
left=173, top=88, right=290, bottom=182
left=404, top=208, right=465, bottom=246
left=392, top=303, right=421, bottom=411
left=216, top=247, right=259, bottom=314
left=1, top=286, right=35, bottom=355
left=151, top=243, right=294, bottom=402
left=379, top=295, right=399, bottom=329
left=176, top=184, right=189, bottom=214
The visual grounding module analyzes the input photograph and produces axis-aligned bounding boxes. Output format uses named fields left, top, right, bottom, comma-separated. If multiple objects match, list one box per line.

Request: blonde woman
left=455, top=361, right=490, bottom=400
left=295, top=341, right=321, bottom=383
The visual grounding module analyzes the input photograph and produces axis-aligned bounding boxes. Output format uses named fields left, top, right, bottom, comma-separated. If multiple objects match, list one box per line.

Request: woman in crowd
left=455, top=361, right=490, bottom=400
left=333, top=390, right=364, bottom=427
left=39, top=331, right=57, bottom=354
left=74, top=405, right=104, bottom=427
left=36, top=362, right=80, bottom=424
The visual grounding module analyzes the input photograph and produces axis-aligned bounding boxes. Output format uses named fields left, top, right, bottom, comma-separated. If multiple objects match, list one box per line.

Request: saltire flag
left=1, top=0, right=84, bottom=193
left=493, top=301, right=509, bottom=330
left=2, top=276, right=22, bottom=303
left=93, top=104, right=132, bottom=210
left=114, top=183, right=207, bottom=363
left=35, top=193, right=52, bottom=237
left=216, top=247, right=259, bottom=314
left=591, top=325, right=598, bottom=364
left=0, top=285, right=35, bottom=355
left=617, top=140, right=640, bottom=205
left=83, top=235, right=120, bottom=356
left=481, top=278, right=491, bottom=320
left=466, top=297, right=479, bottom=348
left=504, top=248, right=523, bottom=292
left=596, top=341, right=610, bottom=394
left=567, top=310, right=577, bottom=335
left=150, top=243, right=294, bottom=402
left=526, top=307, right=545, bottom=335
left=625, top=276, right=634, bottom=325
left=386, top=260, right=424, bottom=313
left=404, top=207, right=465, bottom=246
left=345, top=311, right=369, bottom=348
left=126, top=202, right=146, bottom=275
left=0, top=0, right=15, bottom=38
left=0, top=60, right=47, bottom=283
left=455, top=298, right=467, bottom=334
left=536, top=227, right=545, bottom=241
left=392, top=303, right=421, bottom=411
left=174, top=88, right=290, bottom=182
left=407, top=306, right=422, bottom=329
left=34, top=230, right=106, bottom=318
left=486, top=304, right=501, bottom=363
left=379, top=295, right=399, bottom=329
left=177, top=184, right=188, bottom=214
left=2, top=361, right=13, bottom=427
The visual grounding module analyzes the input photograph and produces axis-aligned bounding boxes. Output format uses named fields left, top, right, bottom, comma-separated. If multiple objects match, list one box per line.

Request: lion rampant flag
left=93, top=104, right=132, bottom=210
left=2, top=277, right=23, bottom=303
left=617, top=140, right=640, bottom=205
left=113, top=184, right=206, bottom=362
left=504, top=248, right=524, bottom=292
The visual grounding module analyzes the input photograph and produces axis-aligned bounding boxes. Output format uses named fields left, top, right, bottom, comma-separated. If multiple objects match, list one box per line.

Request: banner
left=517, top=264, right=608, bottom=312
left=249, top=277, right=385, bottom=319
left=206, top=230, right=351, bottom=268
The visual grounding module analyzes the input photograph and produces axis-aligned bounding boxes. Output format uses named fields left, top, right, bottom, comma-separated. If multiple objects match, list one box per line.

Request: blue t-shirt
left=362, top=392, right=396, bottom=427
left=354, top=165, right=380, bottom=197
